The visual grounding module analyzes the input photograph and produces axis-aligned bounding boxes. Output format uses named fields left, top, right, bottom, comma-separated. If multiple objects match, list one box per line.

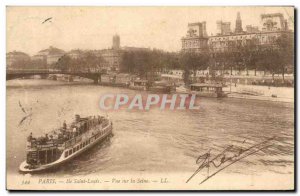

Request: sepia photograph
left=6, top=6, right=295, bottom=190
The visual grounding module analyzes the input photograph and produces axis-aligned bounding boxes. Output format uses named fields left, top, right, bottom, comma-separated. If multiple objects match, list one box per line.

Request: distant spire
left=112, top=34, right=120, bottom=50
left=235, top=12, right=243, bottom=33
left=237, top=12, right=241, bottom=20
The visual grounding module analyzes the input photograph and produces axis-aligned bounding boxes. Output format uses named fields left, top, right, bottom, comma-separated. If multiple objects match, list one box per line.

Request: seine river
left=6, top=79, right=294, bottom=181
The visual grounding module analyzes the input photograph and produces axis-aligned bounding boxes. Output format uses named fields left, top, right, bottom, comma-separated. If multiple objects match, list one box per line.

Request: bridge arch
left=6, top=70, right=103, bottom=84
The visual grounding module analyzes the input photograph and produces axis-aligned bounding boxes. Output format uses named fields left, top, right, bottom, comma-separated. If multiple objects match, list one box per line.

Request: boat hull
left=191, top=91, right=227, bottom=98
left=129, top=86, right=147, bottom=91
left=148, top=86, right=171, bottom=93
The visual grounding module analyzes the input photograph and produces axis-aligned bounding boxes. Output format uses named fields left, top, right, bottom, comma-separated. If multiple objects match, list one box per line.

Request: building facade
left=65, top=35, right=151, bottom=72
left=216, top=21, right=232, bottom=35
left=6, top=51, right=31, bottom=69
left=32, top=46, right=65, bottom=65
left=182, top=12, right=293, bottom=53
left=246, top=25, right=259, bottom=33
left=67, top=49, right=84, bottom=59
left=261, top=13, right=288, bottom=31
left=181, top=22, right=209, bottom=53
left=89, top=35, right=151, bottom=71
left=99, top=48, right=122, bottom=71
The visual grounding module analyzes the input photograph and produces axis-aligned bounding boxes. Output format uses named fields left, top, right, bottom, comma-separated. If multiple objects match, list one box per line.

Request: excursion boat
left=19, top=115, right=113, bottom=173
left=190, top=83, right=226, bottom=98
left=176, top=85, right=190, bottom=94
left=129, top=79, right=149, bottom=91
left=148, top=81, right=172, bottom=93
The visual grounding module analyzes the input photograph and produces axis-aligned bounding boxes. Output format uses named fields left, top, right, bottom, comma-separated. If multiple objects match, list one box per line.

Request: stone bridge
left=6, top=69, right=105, bottom=84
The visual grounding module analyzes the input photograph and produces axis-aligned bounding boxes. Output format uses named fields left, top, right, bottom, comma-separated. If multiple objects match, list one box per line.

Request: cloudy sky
left=7, top=6, right=294, bottom=55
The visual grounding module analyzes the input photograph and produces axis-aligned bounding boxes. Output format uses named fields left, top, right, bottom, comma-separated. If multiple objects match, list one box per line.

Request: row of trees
left=120, top=49, right=180, bottom=78
left=9, top=58, right=47, bottom=70
left=120, top=34, right=294, bottom=83
left=9, top=51, right=106, bottom=72
left=211, top=34, right=293, bottom=81
left=54, top=52, right=106, bottom=72
left=9, top=34, right=293, bottom=84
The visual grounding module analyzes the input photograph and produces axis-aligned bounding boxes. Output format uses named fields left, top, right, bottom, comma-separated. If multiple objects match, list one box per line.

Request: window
left=69, top=149, right=72, bottom=155
left=73, top=147, right=76, bottom=152
left=65, top=151, right=69, bottom=158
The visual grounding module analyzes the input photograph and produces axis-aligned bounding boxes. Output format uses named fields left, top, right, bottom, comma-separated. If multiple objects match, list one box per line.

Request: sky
left=7, top=6, right=294, bottom=55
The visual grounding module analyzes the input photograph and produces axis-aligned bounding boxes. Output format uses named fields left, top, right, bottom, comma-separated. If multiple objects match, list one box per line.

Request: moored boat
left=190, top=83, right=226, bottom=98
left=148, top=81, right=173, bottom=93
left=176, top=85, right=190, bottom=94
left=19, top=114, right=113, bottom=173
left=129, top=79, right=149, bottom=91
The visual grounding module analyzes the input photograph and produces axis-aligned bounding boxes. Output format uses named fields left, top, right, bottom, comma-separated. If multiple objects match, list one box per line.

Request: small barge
left=129, top=79, right=149, bottom=91
left=190, top=83, right=226, bottom=98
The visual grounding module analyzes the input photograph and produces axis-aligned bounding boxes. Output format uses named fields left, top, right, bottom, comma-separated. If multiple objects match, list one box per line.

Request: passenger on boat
left=63, top=121, right=67, bottom=130
left=63, top=132, right=69, bottom=141
left=58, top=132, right=63, bottom=139
left=36, top=134, right=48, bottom=145
left=27, top=132, right=33, bottom=142
left=45, top=134, right=49, bottom=141
left=53, top=133, right=59, bottom=140
left=72, top=127, right=77, bottom=137
left=60, top=127, right=66, bottom=135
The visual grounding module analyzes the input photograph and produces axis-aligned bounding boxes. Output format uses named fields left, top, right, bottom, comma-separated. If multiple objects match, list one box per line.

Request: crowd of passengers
left=27, top=116, right=107, bottom=146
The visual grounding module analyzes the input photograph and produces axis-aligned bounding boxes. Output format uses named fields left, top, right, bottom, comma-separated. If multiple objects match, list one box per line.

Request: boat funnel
left=75, top=114, right=80, bottom=122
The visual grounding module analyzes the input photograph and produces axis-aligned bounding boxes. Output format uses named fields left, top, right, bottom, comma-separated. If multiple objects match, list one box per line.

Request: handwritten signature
left=186, top=136, right=276, bottom=185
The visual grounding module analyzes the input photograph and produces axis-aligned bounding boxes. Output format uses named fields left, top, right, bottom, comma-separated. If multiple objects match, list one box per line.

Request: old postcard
left=6, top=6, right=295, bottom=190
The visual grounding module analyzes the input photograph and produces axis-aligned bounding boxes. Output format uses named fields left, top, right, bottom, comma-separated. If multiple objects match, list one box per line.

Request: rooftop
left=38, top=46, right=65, bottom=55
left=261, top=13, right=284, bottom=18
left=7, top=51, right=30, bottom=56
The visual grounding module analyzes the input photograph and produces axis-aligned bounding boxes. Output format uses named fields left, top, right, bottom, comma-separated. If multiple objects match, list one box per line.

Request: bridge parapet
left=6, top=69, right=105, bottom=81
left=7, top=69, right=104, bottom=74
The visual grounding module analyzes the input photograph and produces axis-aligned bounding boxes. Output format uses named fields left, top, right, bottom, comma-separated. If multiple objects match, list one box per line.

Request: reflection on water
left=6, top=79, right=294, bottom=177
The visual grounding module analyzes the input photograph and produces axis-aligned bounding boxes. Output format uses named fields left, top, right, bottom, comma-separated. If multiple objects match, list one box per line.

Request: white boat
left=176, top=85, right=190, bottom=94
left=190, top=83, right=226, bottom=98
left=19, top=115, right=113, bottom=173
left=129, top=79, right=149, bottom=91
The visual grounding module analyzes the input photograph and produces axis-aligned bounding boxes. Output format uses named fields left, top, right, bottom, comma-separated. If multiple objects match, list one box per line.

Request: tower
left=261, top=13, right=286, bottom=31
left=186, top=22, right=208, bottom=38
left=216, top=21, right=231, bottom=35
left=235, top=12, right=243, bottom=33
left=216, top=20, right=222, bottom=35
left=112, top=34, right=120, bottom=50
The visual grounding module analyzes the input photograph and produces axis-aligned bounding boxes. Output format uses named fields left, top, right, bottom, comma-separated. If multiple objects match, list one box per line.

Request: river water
left=6, top=79, right=294, bottom=181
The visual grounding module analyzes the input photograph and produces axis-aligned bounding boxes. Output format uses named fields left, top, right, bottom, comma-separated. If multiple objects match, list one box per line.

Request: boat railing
left=101, top=121, right=109, bottom=128
left=26, top=117, right=107, bottom=150
left=27, top=140, right=61, bottom=150
left=63, top=120, right=110, bottom=149
left=64, top=135, right=82, bottom=149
